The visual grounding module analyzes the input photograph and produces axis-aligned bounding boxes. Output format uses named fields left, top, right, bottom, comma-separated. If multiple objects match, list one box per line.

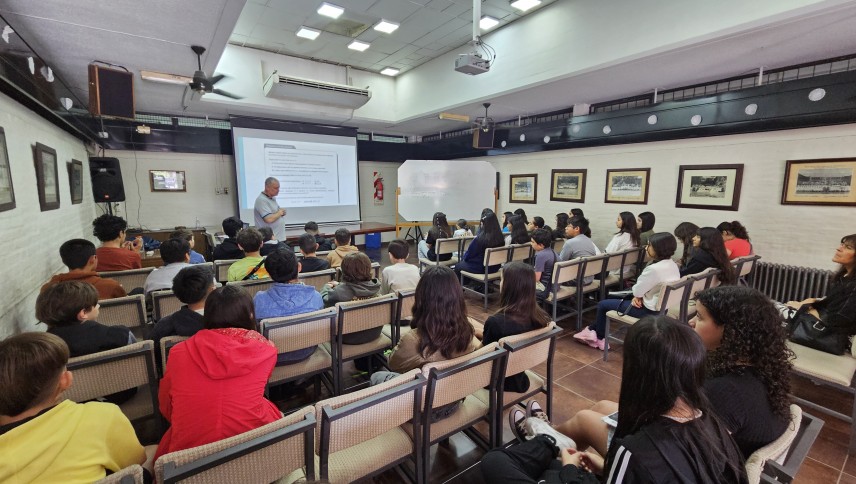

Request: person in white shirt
left=605, top=211, right=642, bottom=277
left=574, top=232, right=680, bottom=351
left=453, top=219, right=473, bottom=238
left=381, top=239, right=420, bottom=295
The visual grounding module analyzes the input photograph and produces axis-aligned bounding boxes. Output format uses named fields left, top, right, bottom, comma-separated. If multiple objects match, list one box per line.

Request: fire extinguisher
left=374, top=177, right=384, bottom=201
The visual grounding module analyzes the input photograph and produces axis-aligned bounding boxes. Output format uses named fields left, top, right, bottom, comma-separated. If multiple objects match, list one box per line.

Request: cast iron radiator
left=749, top=262, right=834, bottom=302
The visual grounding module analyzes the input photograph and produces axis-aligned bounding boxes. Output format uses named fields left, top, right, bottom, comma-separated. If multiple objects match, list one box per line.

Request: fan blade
left=212, top=88, right=242, bottom=100
left=208, top=74, right=225, bottom=85
left=439, top=112, right=470, bottom=123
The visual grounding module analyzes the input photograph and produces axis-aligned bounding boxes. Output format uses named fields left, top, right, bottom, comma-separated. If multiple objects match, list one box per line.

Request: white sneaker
left=573, top=327, right=598, bottom=343
left=524, top=417, right=577, bottom=451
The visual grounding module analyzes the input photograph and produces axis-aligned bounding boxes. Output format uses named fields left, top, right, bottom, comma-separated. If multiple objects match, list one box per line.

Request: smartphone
left=602, top=411, right=618, bottom=428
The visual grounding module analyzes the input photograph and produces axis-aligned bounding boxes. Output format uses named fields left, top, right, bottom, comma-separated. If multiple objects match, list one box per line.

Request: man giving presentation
left=255, top=177, right=286, bottom=240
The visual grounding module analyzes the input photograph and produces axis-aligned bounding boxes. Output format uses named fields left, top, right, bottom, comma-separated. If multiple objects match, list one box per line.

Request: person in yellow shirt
left=227, top=227, right=270, bottom=282
left=0, top=332, right=146, bottom=483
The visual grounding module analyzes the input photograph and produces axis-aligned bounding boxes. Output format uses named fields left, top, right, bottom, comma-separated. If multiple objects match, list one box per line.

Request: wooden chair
left=552, top=238, right=566, bottom=252
left=315, top=370, right=427, bottom=483
left=733, top=254, right=762, bottom=286
left=507, top=243, right=534, bottom=265
left=260, top=308, right=337, bottom=399
left=97, top=294, right=147, bottom=337
left=95, top=464, right=144, bottom=484
left=416, top=344, right=506, bottom=478
left=151, top=289, right=183, bottom=322
left=383, top=288, right=416, bottom=346
left=371, top=261, right=381, bottom=279
left=98, top=267, right=154, bottom=292
left=226, top=278, right=274, bottom=298
left=546, top=255, right=606, bottom=329
left=213, top=259, right=239, bottom=284
left=155, top=407, right=316, bottom=484
left=667, top=267, right=721, bottom=324
left=298, top=268, right=336, bottom=292
left=459, top=236, right=475, bottom=255
left=63, top=340, right=161, bottom=429
left=602, top=276, right=693, bottom=361
left=418, top=237, right=460, bottom=274
left=158, top=335, right=189, bottom=374
left=496, top=322, right=563, bottom=440
left=598, top=251, right=627, bottom=297
left=328, top=294, right=398, bottom=394
left=460, top=246, right=511, bottom=309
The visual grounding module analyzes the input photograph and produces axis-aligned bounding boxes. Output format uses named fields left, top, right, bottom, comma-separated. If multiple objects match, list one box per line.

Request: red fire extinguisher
left=374, top=176, right=384, bottom=201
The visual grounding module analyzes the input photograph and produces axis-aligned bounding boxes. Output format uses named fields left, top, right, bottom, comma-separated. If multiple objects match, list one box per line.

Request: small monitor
left=149, top=170, right=186, bottom=192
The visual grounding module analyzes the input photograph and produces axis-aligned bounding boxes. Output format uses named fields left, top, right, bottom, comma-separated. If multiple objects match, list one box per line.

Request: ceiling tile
left=366, top=0, right=421, bottom=21
left=233, top=2, right=267, bottom=36
left=369, top=37, right=410, bottom=55
left=411, top=16, right=468, bottom=47
left=255, top=5, right=306, bottom=31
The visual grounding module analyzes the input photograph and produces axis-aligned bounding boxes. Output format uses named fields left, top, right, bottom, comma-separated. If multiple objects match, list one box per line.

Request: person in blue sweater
left=454, top=212, right=506, bottom=281
left=253, top=248, right=323, bottom=364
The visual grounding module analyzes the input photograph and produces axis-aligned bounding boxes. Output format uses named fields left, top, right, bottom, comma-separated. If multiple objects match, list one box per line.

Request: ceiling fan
left=140, top=45, right=242, bottom=99
left=438, top=102, right=494, bottom=132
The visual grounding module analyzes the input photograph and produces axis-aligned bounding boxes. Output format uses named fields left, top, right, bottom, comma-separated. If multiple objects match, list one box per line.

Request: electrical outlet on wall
left=215, top=188, right=221, bottom=195
left=223, top=187, right=229, bottom=194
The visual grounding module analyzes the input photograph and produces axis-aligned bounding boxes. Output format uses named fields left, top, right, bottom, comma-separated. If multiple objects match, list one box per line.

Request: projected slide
left=264, top=144, right=339, bottom=206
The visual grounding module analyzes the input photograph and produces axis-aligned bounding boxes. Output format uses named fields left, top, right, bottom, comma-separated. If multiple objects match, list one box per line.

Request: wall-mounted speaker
left=89, top=157, right=126, bottom=202
left=88, top=65, right=135, bottom=119
left=473, top=127, right=495, bottom=149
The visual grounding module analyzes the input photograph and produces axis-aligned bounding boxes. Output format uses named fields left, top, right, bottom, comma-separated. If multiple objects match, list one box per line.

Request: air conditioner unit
left=263, top=72, right=371, bottom=109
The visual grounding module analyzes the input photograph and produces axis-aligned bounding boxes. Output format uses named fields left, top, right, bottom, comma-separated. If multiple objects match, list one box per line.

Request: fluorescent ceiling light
left=317, top=2, right=344, bottom=19
left=479, top=16, right=499, bottom=30
left=373, top=19, right=400, bottom=34
left=140, top=70, right=192, bottom=86
left=296, top=26, right=321, bottom=40
left=380, top=67, right=399, bottom=76
left=348, top=40, right=370, bottom=51
left=510, top=0, right=541, bottom=12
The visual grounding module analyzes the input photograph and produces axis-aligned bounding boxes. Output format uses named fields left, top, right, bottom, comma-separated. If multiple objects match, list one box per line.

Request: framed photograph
left=605, top=168, right=650, bottom=204
left=676, top=164, right=743, bottom=211
left=781, top=158, right=856, bottom=206
left=0, top=127, right=15, bottom=212
left=550, top=169, right=587, bottom=203
left=67, top=159, right=83, bottom=204
left=33, top=142, right=59, bottom=211
left=509, top=173, right=537, bottom=204
left=150, top=170, right=186, bottom=192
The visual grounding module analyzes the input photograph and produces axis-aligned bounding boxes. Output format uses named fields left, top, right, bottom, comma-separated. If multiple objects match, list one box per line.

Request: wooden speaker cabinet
left=88, top=64, right=135, bottom=119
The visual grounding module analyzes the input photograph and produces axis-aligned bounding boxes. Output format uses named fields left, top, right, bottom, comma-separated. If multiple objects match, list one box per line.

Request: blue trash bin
left=365, top=232, right=381, bottom=249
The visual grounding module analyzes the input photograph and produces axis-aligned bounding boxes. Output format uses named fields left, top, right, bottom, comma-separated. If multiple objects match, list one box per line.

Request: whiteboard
left=398, top=159, right=496, bottom=221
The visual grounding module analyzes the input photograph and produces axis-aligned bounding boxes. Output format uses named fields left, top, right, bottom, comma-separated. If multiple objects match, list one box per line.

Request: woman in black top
left=480, top=262, right=551, bottom=393
left=514, top=208, right=529, bottom=226
left=418, top=211, right=453, bottom=262
left=680, top=227, right=736, bottom=285
left=553, top=213, right=569, bottom=241
left=506, top=215, right=531, bottom=245
left=674, top=221, right=699, bottom=269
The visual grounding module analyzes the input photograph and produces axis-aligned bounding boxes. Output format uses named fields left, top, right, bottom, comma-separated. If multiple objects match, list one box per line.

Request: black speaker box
left=88, top=64, right=135, bottom=119
left=89, top=157, right=126, bottom=202
left=473, top=127, right=495, bottom=149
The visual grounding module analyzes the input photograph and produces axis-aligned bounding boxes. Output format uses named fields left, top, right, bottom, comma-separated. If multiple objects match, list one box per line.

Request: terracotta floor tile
left=844, top=454, right=856, bottom=476
left=840, top=472, right=856, bottom=484
left=590, top=346, right=624, bottom=378
left=556, top=366, right=621, bottom=405
left=533, top=351, right=587, bottom=381
left=793, top=457, right=840, bottom=483
left=554, top=334, right=604, bottom=364
left=807, top=415, right=850, bottom=470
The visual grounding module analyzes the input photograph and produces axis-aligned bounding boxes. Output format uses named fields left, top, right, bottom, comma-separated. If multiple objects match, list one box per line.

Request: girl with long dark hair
left=637, top=211, right=656, bottom=246
left=553, top=213, right=569, bottom=240
left=717, top=220, right=752, bottom=260
left=514, top=208, right=529, bottom=226
left=502, top=211, right=514, bottom=233
left=418, top=211, right=453, bottom=261
left=674, top=221, right=700, bottom=268
left=505, top=215, right=530, bottom=246
left=454, top=212, right=506, bottom=278
left=605, top=211, right=641, bottom=278
left=681, top=227, right=736, bottom=285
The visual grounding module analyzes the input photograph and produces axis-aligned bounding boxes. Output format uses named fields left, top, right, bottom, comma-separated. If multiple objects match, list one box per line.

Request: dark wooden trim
left=33, top=142, right=59, bottom=211
left=0, top=127, right=15, bottom=212
left=509, top=173, right=538, bottom=204
left=604, top=168, right=651, bottom=205
left=781, top=157, right=856, bottom=206
left=675, top=163, right=744, bottom=211
left=549, top=168, right=587, bottom=203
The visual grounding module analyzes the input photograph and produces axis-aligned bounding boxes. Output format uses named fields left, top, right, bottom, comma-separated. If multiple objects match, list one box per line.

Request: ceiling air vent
left=263, top=72, right=371, bottom=109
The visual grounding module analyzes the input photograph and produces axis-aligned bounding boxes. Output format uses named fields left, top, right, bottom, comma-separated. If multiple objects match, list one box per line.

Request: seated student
left=574, top=232, right=680, bottom=351
left=513, top=208, right=529, bottom=226
left=326, top=228, right=358, bottom=269
left=680, top=227, right=736, bottom=284
left=170, top=228, right=205, bottom=264
left=504, top=215, right=530, bottom=246
left=501, top=211, right=514, bottom=233
left=150, top=265, right=216, bottom=367
left=154, top=285, right=282, bottom=463
left=637, top=211, right=656, bottom=247
left=674, top=221, right=700, bottom=268
left=143, top=237, right=191, bottom=295
left=528, top=216, right=552, bottom=235
left=0, top=333, right=146, bottom=483
left=418, top=212, right=453, bottom=261
left=254, top=248, right=323, bottom=364
left=258, top=226, right=289, bottom=257
left=381, top=239, right=420, bottom=295
left=552, top=213, right=569, bottom=241
left=453, top=212, right=506, bottom=280
left=212, top=216, right=245, bottom=261
left=530, top=229, right=558, bottom=301
left=322, top=252, right=382, bottom=343
left=718, top=220, right=753, bottom=259
left=559, top=216, right=601, bottom=285
left=91, top=214, right=142, bottom=271
left=453, top=219, right=473, bottom=238
left=227, top=228, right=269, bottom=282
left=483, top=317, right=747, bottom=484
left=371, top=266, right=480, bottom=384
left=480, top=262, right=551, bottom=392
left=605, top=211, right=641, bottom=277
left=297, top=233, right=330, bottom=273
left=42, top=239, right=126, bottom=300
left=570, top=208, right=585, bottom=219
left=305, top=221, right=333, bottom=251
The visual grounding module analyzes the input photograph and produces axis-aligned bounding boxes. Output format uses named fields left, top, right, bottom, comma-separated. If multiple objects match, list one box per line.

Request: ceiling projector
left=455, top=53, right=490, bottom=75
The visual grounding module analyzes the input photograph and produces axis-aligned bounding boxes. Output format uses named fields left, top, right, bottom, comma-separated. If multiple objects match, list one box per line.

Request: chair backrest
left=260, top=308, right=336, bottom=367
left=656, top=276, right=694, bottom=314
left=758, top=408, right=824, bottom=484
left=460, top=236, right=475, bottom=254
left=397, top=288, right=416, bottom=322
left=315, top=250, right=331, bottom=257
left=97, top=294, right=147, bottom=329
left=315, top=370, right=426, bottom=482
left=98, top=267, right=154, bottom=291
left=213, top=259, right=239, bottom=283
left=745, top=404, right=802, bottom=484
left=689, top=268, right=720, bottom=300
left=157, top=407, right=316, bottom=484
left=551, top=258, right=584, bottom=286
left=371, top=261, right=380, bottom=279
left=335, top=293, right=398, bottom=337
left=160, top=335, right=189, bottom=372
left=434, top=238, right=459, bottom=257
left=552, top=238, right=565, bottom=252
left=498, top=322, right=562, bottom=383
left=508, top=244, right=534, bottom=263
left=483, top=246, right=511, bottom=268
left=581, top=254, right=609, bottom=281
left=152, top=289, right=183, bottom=322
left=226, top=278, right=274, bottom=298
left=95, top=464, right=145, bottom=484
left=604, top=251, right=625, bottom=273
left=736, top=254, right=762, bottom=277
left=622, top=247, right=644, bottom=268
left=63, top=341, right=158, bottom=422
left=422, top=343, right=505, bottom=410
left=298, top=268, right=336, bottom=292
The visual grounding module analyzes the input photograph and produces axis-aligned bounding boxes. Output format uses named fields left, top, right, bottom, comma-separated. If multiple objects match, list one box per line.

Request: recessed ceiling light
left=808, top=88, right=826, bottom=101
left=647, top=114, right=658, bottom=125
left=374, top=20, right=399, bottom=34
left=690, top=114, right=702, bottom=126
left=510, top=0, right=541, bottom=12
left=348, top=40, right=370, bottom=52
left=479, top=16, right=499, bottom=30
left=380, top=67, right=399, bottom=76
left=602, top=125, right=612, bottom=134
left=296, top=27, right=321, bottom=40
left=317, top=2, right=344, bottom=19
left=744, top=103, right=758, bottom=115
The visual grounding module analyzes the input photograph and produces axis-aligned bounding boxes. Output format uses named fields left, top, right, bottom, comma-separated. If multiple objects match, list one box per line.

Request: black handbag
left=788, top=306, right=848, bottom=355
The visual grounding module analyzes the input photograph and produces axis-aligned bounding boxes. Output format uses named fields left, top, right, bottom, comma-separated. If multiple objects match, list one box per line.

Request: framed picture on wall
left=34, top=142, right=59, bottom=211
left=150, top=170, right=187, bottom=192
left=605, top=168, right=650, bottom=204
left=68, top=159, right=83, bottom=204
left=509, top=173, right=537, bottom=204
left=676, top=164, right=743, bottom=211
left=550, top=169, right=587, bottom=203
left=781, top=158, right=856, bottom=206
left=0, top=127, right=15, bottom=212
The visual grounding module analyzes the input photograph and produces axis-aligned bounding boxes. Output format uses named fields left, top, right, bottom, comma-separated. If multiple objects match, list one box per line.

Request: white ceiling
left=3, top=0, right=856, bottom=137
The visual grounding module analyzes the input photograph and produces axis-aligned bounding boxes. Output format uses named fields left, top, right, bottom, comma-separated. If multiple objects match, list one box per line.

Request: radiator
left=750, top=262, right=834, bottom=302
